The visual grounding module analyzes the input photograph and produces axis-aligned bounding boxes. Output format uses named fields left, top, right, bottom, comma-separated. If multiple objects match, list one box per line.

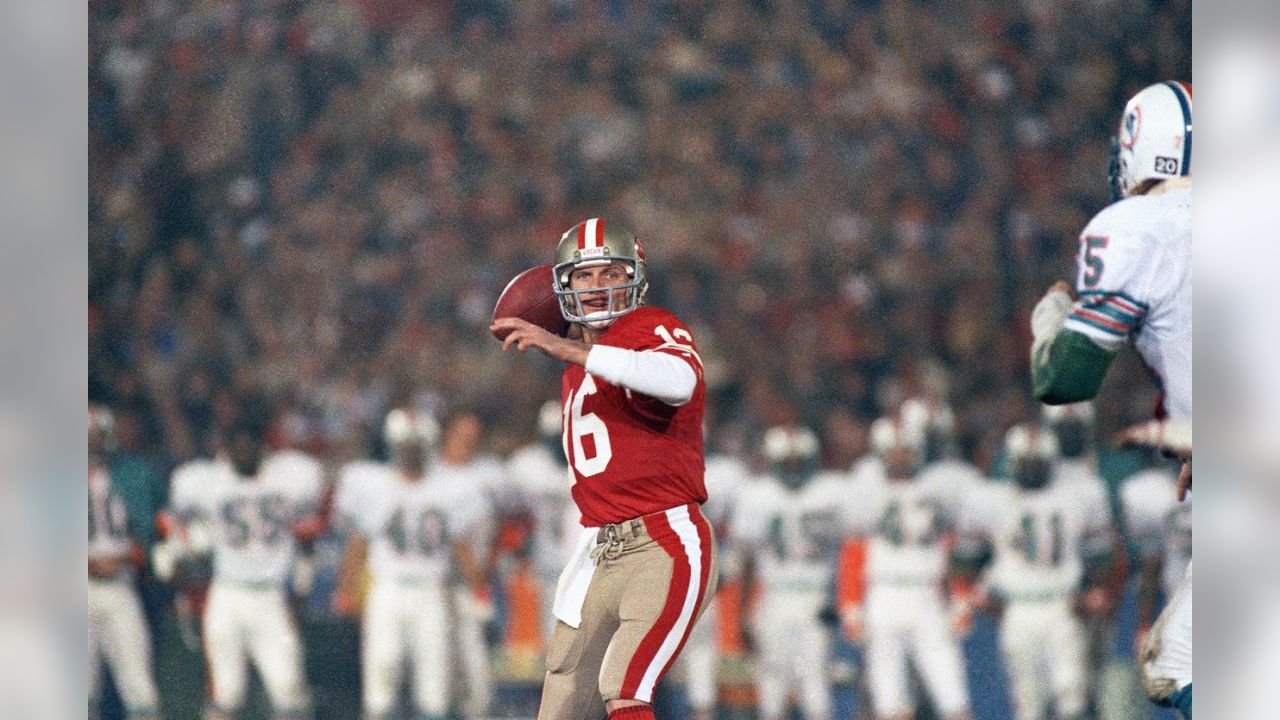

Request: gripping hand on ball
left=491, top=317, right=590, bottom=367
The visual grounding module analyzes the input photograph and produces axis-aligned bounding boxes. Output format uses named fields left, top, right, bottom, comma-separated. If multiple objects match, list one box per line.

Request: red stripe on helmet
left=595, top=217, right=605, bottom=248
left=577, top=222, right=587, bottom=250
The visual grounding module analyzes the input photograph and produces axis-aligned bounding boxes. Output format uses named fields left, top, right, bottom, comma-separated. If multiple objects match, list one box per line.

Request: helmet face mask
left=1109, top=81, right=1192, bottom=201
left=553, top=218, right=648, bottom=328
left=1012, top=456, right=1053, bottom=490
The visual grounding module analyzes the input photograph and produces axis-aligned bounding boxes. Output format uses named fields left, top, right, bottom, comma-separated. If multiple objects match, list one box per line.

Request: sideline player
left=1028, top=80, right=1192, bottom=716
left=490, top=218, right=714, bottom=720
left=957, top=425, right=1114, bottom=720
left=88, top=405, right=162, bottom=720
left=842, top=415, right=972, bottom=720
left=733, top=425, right=847, bottom=720
left=168, top=419, right=323, bottom=720
left=1119, top=454, right=1191, bottom=654
left=676, top=419, right=747, bottom=720
left=334, top=408, right=489, bottom=720
left=505, top=399, right=580, bottom=642
left=433, top=410, right=504, bottom=719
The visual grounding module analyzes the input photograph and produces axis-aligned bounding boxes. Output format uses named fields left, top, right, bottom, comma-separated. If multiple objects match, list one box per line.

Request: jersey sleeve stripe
left=1078, top=289, right=1150, bottom=311
left=1079, top=299, right=1143, bottom=326
left=1065, top=309, right=1129, bottom=337
left=1102, top=296, right=1145, bottom=317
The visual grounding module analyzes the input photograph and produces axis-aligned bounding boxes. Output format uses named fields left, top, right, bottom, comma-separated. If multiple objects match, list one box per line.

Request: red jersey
left=561, top=306, right=707, bottom=526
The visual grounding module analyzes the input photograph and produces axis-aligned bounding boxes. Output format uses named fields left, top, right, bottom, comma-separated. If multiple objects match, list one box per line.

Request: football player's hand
left=839, top=605, right=865, bottom=643
left=1078, top=586, right=1113, bottom=616
left=332, top=586, right=359, bottom=616
left=1031, top=281, right=1076, bottom=343
left=973, top=589, right=1004, bottom=619
left=292, top=515, right=326, bottom=542
left=1115, top=419, right=1192, bottom=459
left=1176, top=461, right=1192, bottom=502
left=88, top=555, right=124, bottom=579
left=949, top=602, right=975, bottom=638
left=490, top=317, right=589, bottom=366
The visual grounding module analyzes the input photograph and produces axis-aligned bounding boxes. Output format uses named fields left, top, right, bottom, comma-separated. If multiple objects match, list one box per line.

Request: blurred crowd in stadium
left=88, top=1, right=1189, bottom=719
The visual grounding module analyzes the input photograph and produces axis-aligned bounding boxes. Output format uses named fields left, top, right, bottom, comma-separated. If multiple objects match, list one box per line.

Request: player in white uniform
left=1029, top=80, right=1192, bottom=716
left=168, top=419, right=324, bottom=720
left=733, top=425, right=846, bottom=720
left=434, top=410, right=503, bottom=719
left=88, top=405, right=162, bottom=720
left=505, top=399, right=579, bottom=642
left=1119, top=458, right=1191, bottom=648
left=677, top=432, right=747, bottom=720
left=841, top=415, right=972, bottom=720
left=1040, top=402, right=1122, bottom=709
left=335, top=409, right=489, bottom=720
left=957, top=425, right=1114, bottom=720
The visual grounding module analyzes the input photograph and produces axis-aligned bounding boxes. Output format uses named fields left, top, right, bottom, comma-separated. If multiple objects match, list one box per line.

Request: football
left=491, top=263, right=569, bottom=340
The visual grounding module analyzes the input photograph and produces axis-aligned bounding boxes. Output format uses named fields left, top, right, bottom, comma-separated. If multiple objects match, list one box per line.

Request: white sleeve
left=585, top=344, right=697, bottom=406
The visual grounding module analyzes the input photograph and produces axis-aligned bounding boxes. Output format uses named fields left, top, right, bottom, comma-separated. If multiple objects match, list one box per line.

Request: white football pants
left=1141, top=561, right=1192, bottom=700
left=202, top=582, right=310, bottom=715
left=362, top=580, right=451, bottom=718
left=864, top=585, right=970, bottom=719
left=451, top=585, right=493, bottom=717
left=88, top=579, right=161, bottom=718
left=753, top=590, right=832, bottom=720
left=999, top=598, right=1087, bottom=720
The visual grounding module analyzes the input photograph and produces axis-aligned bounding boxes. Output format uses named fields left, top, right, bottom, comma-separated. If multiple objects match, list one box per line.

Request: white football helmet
left=1110, top=81, right=1192, bottom=200
left=1004, top=423, right=1060, bottom=490
left=870, top=415, right=926, bottom=479
left=1004, top=423, right=1060, bottom=460
left=552, top=217, right=648, bottom=327
left=762, top=425, right=820, bottom=487
left=537, top=399, right=562, bottom=441
left=900, top=396, right=957, bottom=462
left=870, top=416, right=925, bottom=457
left=383, top=408, right=440, bottom=448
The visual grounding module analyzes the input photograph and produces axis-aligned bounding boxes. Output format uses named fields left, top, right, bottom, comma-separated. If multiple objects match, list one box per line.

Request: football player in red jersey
left=490, top=218, right=715, bottom=720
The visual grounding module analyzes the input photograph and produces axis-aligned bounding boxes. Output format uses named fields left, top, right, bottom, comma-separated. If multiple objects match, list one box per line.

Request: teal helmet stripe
left=1162, top=80, right=1192, bottom=176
